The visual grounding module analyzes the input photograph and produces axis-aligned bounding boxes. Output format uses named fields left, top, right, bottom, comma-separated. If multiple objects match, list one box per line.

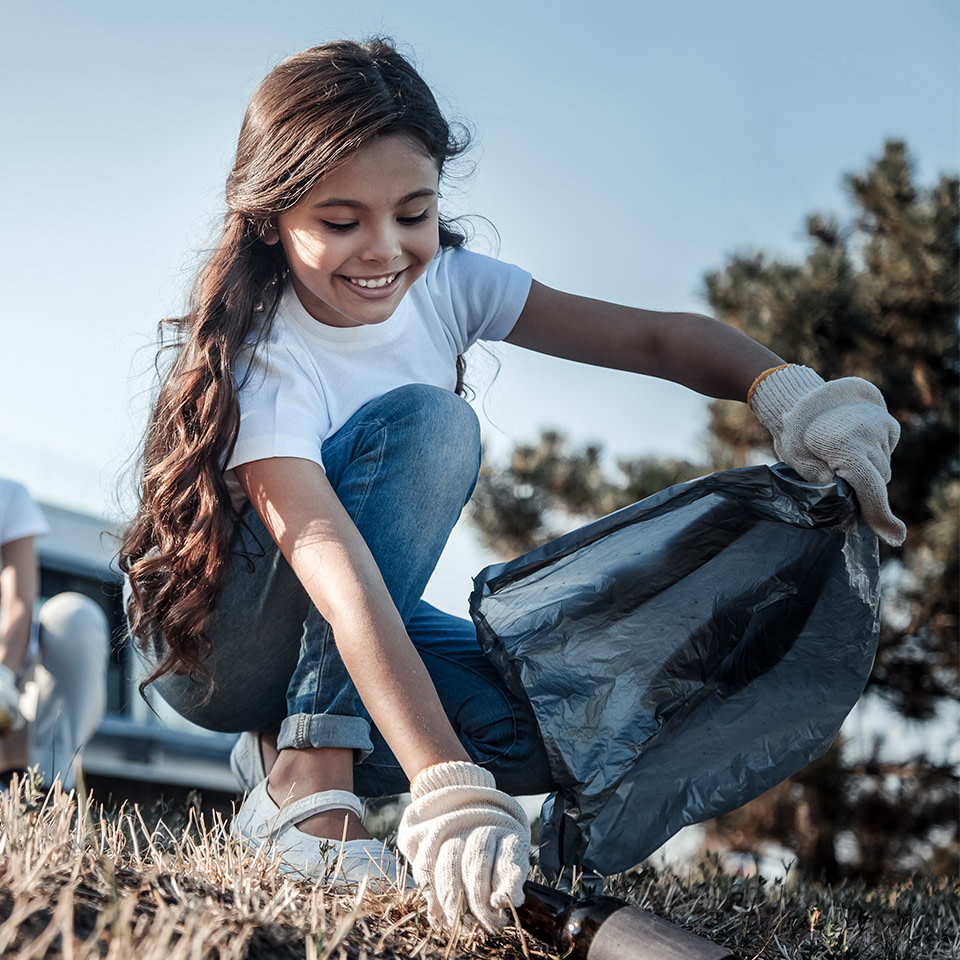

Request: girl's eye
left=398, top=211, right=430, bottom=226
left=321, top=221, right=357, bottom=233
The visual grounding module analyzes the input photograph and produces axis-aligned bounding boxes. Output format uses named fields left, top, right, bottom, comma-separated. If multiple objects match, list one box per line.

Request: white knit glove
left=750, top=364, right=906, bottom=546
left=397, top=760, right=530, bottom=933
left=0, top=664, right=25, bottom=737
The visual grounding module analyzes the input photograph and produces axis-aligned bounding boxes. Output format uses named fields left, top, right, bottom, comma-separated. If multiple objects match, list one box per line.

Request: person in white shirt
left=0, top=478, right=108, bottom=791
left=120, top=39, right=904, bottom=931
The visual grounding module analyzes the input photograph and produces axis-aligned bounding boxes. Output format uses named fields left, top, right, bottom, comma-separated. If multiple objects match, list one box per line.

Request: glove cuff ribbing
left=749, top=364, right=825, bottom=430
left=410, top=760, right=495, bottom=798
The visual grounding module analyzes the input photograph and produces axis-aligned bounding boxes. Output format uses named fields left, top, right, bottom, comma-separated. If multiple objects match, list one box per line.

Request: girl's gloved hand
left=397, top=760, right=530, bottom=933
left=0, top=664, right=25, bottom=737
left=749, top=364, right=906, bottom=546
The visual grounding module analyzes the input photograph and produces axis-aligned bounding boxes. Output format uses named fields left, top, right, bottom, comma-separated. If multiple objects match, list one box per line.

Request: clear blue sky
left=3, top=0, right=957, bottom=535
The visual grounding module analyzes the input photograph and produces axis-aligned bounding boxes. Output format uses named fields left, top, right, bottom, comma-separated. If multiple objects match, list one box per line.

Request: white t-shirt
left=0, top=479, right=49, bottom=547
left=227, top=246, right=532, bottom=474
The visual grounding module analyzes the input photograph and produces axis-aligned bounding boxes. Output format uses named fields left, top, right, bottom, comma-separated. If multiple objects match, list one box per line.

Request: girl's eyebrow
left=312, top=188, right=437, bottom=210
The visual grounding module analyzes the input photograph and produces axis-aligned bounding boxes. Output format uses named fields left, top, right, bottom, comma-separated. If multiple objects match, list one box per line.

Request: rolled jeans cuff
left=278, top=711, right=374, bottom=760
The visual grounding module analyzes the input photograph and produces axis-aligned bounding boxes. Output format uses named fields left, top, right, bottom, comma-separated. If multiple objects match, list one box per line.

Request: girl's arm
left=506, top=279, right=784, bottom=399
left=235, top=455, right=470, bottom=779
left=0, top=536, right=39, bottom=672
left=508, top=279, right=905, bottom=545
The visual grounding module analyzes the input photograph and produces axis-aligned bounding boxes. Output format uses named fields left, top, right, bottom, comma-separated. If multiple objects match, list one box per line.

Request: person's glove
left=397, top=760, right=530, bottom=933
left=749, top=364, right=906, bottom=546
left=0, top=664, right=25, bottom=737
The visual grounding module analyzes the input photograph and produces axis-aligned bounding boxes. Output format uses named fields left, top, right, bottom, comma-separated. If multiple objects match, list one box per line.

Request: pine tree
left=468, top=141, right=959, bottom=879
left=703, top=141, right=959, bottom=722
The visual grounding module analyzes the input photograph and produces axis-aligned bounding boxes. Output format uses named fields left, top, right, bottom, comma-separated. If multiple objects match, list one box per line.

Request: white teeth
left=350, top=274, right=396, bottom=288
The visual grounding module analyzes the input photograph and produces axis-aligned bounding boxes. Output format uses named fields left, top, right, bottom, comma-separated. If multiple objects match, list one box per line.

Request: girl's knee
left=388, top=383, right=477, bottom=427
left=392, top=385, right=481, bottom=488
left=357, top=384, right=480, bottom=462
left=325, top=384, right=482, bottom=504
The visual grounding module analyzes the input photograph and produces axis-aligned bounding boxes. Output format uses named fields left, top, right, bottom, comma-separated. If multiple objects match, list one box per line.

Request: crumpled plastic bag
left=469, top=464, right=880, bottom=879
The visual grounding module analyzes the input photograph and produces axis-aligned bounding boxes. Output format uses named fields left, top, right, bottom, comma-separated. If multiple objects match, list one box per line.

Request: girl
left=120, top=38, right=904, bottom=933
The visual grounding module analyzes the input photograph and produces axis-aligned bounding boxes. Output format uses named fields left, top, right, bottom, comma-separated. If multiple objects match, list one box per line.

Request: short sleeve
left=423, top=248, right=532, bottom=350
left=0, top=479, right=49, bottom=546
left=227, top=344, right=330, bottom=472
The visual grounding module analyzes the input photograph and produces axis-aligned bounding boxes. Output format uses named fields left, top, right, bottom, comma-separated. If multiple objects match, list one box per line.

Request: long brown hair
left=120, top=39, right=469, bottom=693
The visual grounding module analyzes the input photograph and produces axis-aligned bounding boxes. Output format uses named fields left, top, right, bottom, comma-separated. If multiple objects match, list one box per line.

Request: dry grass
left=0, top=772, right=956, bottom=959
left=608, top=860, right=960, bottom=959
left=0, top=772, right=544, bottom=960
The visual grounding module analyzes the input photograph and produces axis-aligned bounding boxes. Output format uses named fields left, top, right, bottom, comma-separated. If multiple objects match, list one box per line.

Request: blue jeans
left=153, top=385, right=554, bottom=798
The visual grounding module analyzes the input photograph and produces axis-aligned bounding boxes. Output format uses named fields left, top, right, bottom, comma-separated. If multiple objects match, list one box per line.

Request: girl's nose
left=362, top=222, right=402, bottom=262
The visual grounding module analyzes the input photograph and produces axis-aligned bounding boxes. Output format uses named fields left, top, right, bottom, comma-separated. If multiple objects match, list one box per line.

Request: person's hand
left=749, top=364, right=906, bottom=546
left=397, top=760, right=530, bottom=933
left=0, top=664, right=25, bottom=737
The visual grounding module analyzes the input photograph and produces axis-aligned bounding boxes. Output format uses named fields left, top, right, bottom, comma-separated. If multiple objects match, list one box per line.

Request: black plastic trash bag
left=469, top=464, right=880, bottom=879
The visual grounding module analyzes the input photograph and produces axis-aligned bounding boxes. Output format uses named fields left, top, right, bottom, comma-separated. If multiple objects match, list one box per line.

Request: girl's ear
left=262, top=221, right=280, bottom=245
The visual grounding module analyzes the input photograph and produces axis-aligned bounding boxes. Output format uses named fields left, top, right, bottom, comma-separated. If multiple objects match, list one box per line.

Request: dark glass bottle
left=516, top=881, right=738, bottom=960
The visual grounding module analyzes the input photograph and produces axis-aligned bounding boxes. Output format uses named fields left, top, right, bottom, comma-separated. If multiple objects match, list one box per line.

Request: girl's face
left=266, top=134, right=441, bottom=328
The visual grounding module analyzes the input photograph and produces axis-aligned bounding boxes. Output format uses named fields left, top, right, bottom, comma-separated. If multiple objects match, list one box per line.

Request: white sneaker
left=230, top=732, right=266, bottom=793
left=232, top=779, right=410, bottom=890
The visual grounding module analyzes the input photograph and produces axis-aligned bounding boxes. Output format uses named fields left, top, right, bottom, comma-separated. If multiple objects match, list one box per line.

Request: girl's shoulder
left=414, top=247, right=533, bottom=344
left=422, top=246, right=531, bottom=299
left=428, top=245, right=508, bottom=277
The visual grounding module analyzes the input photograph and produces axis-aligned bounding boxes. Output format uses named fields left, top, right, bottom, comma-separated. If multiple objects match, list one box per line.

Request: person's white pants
left=24, top=592, right=109, bottom=790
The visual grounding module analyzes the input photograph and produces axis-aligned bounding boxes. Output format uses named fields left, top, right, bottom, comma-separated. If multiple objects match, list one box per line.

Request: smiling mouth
left=346, top=273, right=398, bottom=289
